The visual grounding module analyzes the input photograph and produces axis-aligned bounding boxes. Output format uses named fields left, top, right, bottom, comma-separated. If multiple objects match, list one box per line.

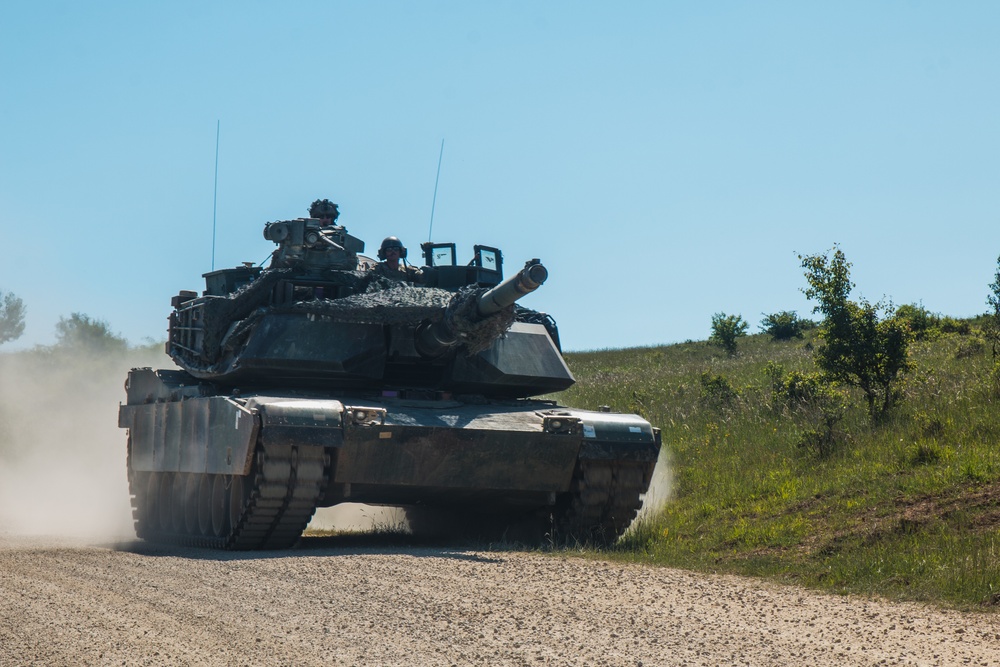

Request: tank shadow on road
left=108, top=533, right=510, bottom=564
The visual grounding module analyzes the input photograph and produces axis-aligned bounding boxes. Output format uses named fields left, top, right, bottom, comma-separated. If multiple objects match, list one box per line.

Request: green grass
left=557, top=324, right=1000, bottom=610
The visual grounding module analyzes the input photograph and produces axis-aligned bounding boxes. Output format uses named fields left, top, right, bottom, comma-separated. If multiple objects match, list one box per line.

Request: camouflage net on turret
left=169, top=268, right=367, bottom=372
left=273, top=285, right=516, bottom=355
left=170, top=269, right=291, bottom=367
left=209, top=284, right=515, bottom=369
left=443, top=287, right=517, bottom=355
left=169, top=259, right=523, bottom=375
left=282, top=285, right=454, bottom=325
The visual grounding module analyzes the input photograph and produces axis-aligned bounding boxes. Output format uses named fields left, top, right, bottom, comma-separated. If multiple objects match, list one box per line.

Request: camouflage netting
left=283, top=284, right=455, bottom=324
left=272, top=284, right=516, bottom=355
left=443, top=287, right=516, bottom=355
left=171, top=269, right=291, bottom=366
left=171, top=273, right=517, bottom=374
left=169, top=267, right=364, bottom=371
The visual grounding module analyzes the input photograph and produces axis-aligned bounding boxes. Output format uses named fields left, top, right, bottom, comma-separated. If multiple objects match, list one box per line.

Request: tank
left=117, top=215, right=661, bottom=549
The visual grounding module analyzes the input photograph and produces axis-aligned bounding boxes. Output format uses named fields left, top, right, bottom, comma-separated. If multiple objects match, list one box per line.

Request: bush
left=895, top=303, right=941, bottom=340
left=955, top=334, right=985, bottom=359
left=710, top=312, right=748, bottom=355
left=772, top=369, right=828, bottom=406
left=760, top=310, right=811, bottom=341
left=939, top=317, right=971, bottom=336
left=765, top=362, right=847, bottom=457
left=699, top=372, right=740, bottom=410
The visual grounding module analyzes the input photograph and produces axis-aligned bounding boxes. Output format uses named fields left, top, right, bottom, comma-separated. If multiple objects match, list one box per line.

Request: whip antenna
left=212, top=120, right=220, bottom=270
left=428, top=138, right=444, bottom=242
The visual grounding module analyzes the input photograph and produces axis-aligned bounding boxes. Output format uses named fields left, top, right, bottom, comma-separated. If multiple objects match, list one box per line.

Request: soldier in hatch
left=372, top=236, right=421, bottom=284
left=308, top=198, right=340, bottom=226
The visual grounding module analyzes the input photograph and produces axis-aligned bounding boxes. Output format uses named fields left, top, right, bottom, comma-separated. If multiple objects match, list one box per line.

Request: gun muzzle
left=476, top=260, right=548, bottom=316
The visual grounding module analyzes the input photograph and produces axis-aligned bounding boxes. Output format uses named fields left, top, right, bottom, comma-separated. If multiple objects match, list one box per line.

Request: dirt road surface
left=1, top=534, right=997, bottom=667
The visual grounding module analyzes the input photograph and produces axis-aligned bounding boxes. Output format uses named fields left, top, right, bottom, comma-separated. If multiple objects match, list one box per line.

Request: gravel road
left=1, top=534, right=997, bottom=667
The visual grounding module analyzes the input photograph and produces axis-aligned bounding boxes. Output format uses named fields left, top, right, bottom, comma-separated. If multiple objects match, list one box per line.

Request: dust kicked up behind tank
left=118, top=213, right=661, bottom=549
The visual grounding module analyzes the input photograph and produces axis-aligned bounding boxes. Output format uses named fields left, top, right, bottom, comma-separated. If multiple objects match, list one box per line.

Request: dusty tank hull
left=119, top=368, right=660, bottom=548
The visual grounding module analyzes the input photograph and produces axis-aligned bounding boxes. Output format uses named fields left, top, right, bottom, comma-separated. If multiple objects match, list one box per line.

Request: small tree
left=710, top=312, right=748, bottom=355
left=987, top=254, right=1000, bottom=359
left=800, top=247, right=912, bottom=422
left=54, top=313, right=127, bottom=354
left=760, top=310, right=808, bottom=341
left=0, top=291, right=26, bottom=345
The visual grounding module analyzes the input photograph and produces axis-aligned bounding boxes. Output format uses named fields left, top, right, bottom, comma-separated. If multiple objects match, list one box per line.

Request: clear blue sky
left=2, top=2, right=998, bottom=351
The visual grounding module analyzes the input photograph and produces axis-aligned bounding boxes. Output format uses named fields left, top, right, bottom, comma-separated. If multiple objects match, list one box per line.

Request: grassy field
left=558, top=323, right=1000, bottom=610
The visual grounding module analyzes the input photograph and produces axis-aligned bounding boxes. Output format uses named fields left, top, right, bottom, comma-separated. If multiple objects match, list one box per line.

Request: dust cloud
left=634, top=447, right=674, bottom=524
left=0, top=343, right=673, bottom=544
left=0, top=345, right=168, bottom=541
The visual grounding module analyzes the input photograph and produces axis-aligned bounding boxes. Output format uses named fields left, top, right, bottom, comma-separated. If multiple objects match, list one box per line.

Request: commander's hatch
left=420, top=243, right=503, bottom=289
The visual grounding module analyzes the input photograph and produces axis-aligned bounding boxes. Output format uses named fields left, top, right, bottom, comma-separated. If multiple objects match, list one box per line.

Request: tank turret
left=166, top=222, right=568, bottom=395
left=119, top=210, right=661, bottom=550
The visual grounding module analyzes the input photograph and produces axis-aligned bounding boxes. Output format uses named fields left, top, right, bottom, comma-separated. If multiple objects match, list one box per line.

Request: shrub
left=939, top=317, right=971, bottom=336
left=699, top=372, right=740, bottom=410
left=955, top=334, right=985, bottom=360
left=773, top=370, right=828, bottom=406
left=709, top=312, right=748, bottom=356
left=908, top=441, right=949, bottom=467
left=766, top=362, right=847, bottom=457
left=895, top=303, right=941, bottom=340
left=760, top=310, right=810, bottom=341
left=913, top=411, right=946, bottom=439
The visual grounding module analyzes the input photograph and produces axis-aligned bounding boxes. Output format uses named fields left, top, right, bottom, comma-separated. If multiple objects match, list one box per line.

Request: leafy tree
left=709, top=312, right=748, bottom=356
left=987, top=255, right=1000, bottom=359
left=0, top=291, right=26, bottom=345
left=760, top=310, right=810, bottom=341
left=54, top=313, right=127, bottom=354
left=800, top=247, right=913, bottom=422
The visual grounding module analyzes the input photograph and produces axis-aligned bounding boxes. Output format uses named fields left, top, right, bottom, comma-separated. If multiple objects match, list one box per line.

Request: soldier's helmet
left=378, top=236, right=407, bottom=260
left=308, top=199, right=340, bottom=222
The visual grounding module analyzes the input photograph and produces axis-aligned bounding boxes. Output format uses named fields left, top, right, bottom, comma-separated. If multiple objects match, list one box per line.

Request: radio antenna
left=427, top=138, right=444, bottom=242
left=211, top=120, right=220, bottom=270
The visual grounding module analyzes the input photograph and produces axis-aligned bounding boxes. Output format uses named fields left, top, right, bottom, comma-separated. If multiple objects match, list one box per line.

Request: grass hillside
left=559, top=322, right=1000, bottom=610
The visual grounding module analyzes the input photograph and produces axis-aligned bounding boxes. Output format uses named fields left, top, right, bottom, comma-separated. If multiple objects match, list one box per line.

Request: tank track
left=403, top=458, right=655, bottom=546
left=552, top=458, right=655, bottom=545
left=127, top=438, right=331, bottom=550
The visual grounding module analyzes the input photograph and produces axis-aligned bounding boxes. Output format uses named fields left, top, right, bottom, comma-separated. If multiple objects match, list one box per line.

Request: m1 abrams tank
left=118, top=215, right=661, bottom=549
